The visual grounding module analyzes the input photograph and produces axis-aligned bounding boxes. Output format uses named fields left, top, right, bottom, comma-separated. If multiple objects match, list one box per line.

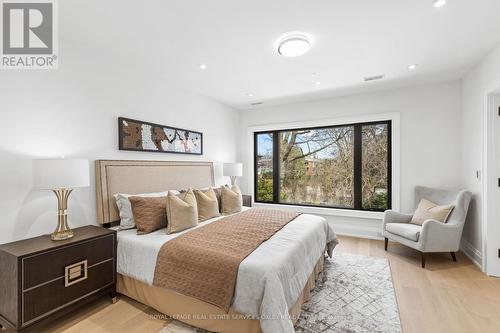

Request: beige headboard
left=95, top=160, right=214, bottom=224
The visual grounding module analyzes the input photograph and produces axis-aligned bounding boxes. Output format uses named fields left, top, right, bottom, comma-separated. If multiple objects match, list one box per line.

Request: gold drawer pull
left=65, top=260, right=87, bottom=287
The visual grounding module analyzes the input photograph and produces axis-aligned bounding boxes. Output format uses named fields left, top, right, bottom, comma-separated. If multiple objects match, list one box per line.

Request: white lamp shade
left=223, top=163, right=243, bottom=177
left=33, top=159, right=90, bottom=190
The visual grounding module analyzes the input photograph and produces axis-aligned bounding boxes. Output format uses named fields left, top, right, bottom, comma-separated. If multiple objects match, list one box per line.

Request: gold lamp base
left=51, top=189, right=75, bottom=241
left=51, top=229, right=74, bottom=241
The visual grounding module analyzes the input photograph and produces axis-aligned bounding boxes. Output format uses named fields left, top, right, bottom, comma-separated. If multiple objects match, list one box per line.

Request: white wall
left=461, top=43, right=500, bottom=271
left=0, top=45, right=239, bottom=244
left=238, top=81, right=463, bottom=238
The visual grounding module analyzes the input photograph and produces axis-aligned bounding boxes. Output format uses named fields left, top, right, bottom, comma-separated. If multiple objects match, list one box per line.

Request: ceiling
left=63, top=0, right=500, bottom=109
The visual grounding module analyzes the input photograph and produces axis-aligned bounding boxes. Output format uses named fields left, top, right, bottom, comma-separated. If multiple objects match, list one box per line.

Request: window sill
left=253, top=202, right=384, bottom=220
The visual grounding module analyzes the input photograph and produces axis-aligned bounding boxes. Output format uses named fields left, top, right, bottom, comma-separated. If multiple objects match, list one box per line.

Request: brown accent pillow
left=410, top=199, right=455, bottom=226
left=129, top=196, right=167, bottom=234
left=166, top=189, right=198, bottom=234
left=194, top=187, right=221, bottom=221
left=221, top=185, right=243, bottom=215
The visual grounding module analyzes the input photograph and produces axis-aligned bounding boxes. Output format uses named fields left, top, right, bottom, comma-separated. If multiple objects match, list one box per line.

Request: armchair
left=383, top=186, right=472, bottom=268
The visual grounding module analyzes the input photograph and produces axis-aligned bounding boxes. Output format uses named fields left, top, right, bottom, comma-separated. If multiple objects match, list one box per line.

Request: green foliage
left=280, top=143, right=307, bottom=203
left=257, top=170, right=273, bottom=202
left=257, top=178, right=273, bottom=202
left=364, top=191, right=387, bottom=210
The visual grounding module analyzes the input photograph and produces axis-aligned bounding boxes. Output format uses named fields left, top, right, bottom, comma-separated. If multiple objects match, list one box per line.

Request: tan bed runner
left=153, top=208, right=301, bottom=312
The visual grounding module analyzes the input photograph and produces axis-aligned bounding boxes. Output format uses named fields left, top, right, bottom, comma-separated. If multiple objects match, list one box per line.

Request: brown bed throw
left=153, top=208, right=301, bottom=312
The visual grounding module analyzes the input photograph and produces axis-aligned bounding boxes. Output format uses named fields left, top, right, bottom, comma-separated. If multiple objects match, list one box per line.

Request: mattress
left=116, top=207, right=338, bottom=333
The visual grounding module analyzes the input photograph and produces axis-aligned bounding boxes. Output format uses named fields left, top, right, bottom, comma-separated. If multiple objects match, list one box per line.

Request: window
left=254, top=121, right=391, bottom=211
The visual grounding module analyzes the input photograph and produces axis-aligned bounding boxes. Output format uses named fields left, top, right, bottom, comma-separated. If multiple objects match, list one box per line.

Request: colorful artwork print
left=119, top=117, right=202, bottom=155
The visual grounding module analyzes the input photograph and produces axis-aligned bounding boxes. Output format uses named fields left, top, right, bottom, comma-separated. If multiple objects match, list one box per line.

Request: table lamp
left=223, top=162, right=243, bottom=186
left=33, top=159, right=90, bottom=241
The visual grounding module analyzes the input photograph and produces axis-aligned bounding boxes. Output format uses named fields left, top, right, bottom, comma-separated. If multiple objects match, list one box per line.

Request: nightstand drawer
left=0, top=226, right=116, bottom=332
left=23, top=234, right=114, bottom=290
left=22, top=259, right=114, bottom=325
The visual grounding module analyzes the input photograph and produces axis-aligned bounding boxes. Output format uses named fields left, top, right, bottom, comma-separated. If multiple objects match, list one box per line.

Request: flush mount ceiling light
left=198, top=64, right=207, bottom=70
left=277, top=33, right=311, bottom=57
left=433, top=0, right=446, bottom=8
left=246, top=93, right=254, bottom=97
left=408, top=63, right=418, bottom=70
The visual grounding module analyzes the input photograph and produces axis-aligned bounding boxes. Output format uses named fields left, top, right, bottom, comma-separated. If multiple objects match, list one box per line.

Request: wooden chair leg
left=421, top=253, right=426, bottom=268
left=450, top=252, right=457, bottom=262
left=384, top=238, right=388, bottom=251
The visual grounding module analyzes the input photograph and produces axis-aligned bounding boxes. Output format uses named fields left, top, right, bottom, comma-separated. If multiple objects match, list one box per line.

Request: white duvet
left=116, top=207, right=338, bottom=333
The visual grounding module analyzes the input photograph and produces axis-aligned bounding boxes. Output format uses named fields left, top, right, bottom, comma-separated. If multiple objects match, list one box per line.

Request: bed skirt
left=117, top=254, right=325, bottom=333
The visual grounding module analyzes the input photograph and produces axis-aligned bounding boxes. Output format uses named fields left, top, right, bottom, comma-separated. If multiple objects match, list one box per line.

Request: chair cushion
left=410, top=198, right=454, bottom=225
left=385, top=223, right=422, bottom=242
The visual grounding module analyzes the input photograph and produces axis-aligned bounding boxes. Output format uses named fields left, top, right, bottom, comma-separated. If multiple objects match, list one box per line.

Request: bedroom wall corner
left=460, top=41, right=500, bottom=274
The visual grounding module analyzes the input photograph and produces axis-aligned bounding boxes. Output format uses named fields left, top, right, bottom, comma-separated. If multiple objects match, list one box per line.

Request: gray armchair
left=383, top=186, right=472, bottom=268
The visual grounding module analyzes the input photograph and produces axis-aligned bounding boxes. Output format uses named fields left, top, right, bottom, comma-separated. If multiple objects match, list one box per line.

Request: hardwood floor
left=30, top=296, right=170, bottom=333
left=17, top=236, right=500, bottom=333
left=338, top=236, right=500, bottom=333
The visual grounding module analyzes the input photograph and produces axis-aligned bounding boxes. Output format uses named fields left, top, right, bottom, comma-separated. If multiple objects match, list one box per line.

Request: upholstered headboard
left=95, top=160, right=214, bottom=224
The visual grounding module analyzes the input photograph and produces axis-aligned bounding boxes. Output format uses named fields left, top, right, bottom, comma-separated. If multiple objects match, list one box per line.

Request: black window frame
left=254, top=120, right=392, bottom=212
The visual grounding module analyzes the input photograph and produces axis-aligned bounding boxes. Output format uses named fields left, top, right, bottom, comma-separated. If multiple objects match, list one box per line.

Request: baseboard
left=335, top=231, right=384, bottom=241
left=332, top=221, right=383, bottom=240
left=460, top=239, right=482, bottom=270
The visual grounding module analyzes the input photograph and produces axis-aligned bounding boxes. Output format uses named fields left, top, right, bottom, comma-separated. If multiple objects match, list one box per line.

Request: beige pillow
left=182, top=187, right=223, bottom=212
left=129, top=196, right=167, bottom=234
left=166, top=189, right=198, bottom=234
left=194, top=187, right=221, bottom=221
left=221, top=185, right=243, bottom=215
left=410, top=199, right=455, bottom=225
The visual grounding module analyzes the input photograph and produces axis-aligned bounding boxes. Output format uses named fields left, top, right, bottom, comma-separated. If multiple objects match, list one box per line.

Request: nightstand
left=0, top=225, right=116, bottom=332
left=242, top=194, right=252, bottom=207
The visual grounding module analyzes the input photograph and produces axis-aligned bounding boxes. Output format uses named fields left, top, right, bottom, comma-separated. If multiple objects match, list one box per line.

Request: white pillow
left=114, top=190, right=180, bottom=229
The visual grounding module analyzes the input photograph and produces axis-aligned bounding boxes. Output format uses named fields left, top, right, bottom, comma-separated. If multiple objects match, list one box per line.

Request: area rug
left=158, top=252, right=402, bottom=333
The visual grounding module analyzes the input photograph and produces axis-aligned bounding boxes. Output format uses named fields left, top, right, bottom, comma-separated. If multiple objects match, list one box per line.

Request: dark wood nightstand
left=0, top=225, right=116, bottom=332
left=242, top=194, right=252, bottom=207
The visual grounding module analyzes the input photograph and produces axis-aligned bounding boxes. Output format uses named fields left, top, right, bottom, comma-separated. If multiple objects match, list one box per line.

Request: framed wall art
left=118, top=117, right=203, bottom=155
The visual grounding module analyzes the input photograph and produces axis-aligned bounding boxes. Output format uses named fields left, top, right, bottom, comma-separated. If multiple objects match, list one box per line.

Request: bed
left=95, top=160, right=338, bottom=333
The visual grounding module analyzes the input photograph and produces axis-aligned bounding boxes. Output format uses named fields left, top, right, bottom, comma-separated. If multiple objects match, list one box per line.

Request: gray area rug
left=295, top=252, right=402, bottom=333
left=159, top=252, right=402, bottom=333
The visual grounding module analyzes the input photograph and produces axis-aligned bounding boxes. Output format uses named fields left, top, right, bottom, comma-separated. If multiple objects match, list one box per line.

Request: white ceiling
left=63, top=0, right=500, bottom=109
